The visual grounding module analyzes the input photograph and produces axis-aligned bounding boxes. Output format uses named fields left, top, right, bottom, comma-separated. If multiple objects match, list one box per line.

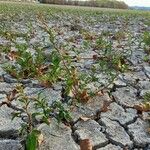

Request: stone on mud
left=73, top=119, right=108, bottom=148
left=113, top=78, right=127, bottom=88
left=138, top=81, right=150, bottom=97
left=0, top=105, right=22, bottom=138
left=128, top=118, right=150, bottom=147
left=0, top=66, right=6, bottom=77
left=97, top=144, right=123, bottom=150
left=101, top=102, right=137, bottom=125
left=112, top=87, right=140, bottom=107
left=24, top=87, right=44, bottom=97
left=0, top=94, right=7, bottom=102
left=143, top=66, right=150, bottom=78
left=38, top=119, right=79, bottom=150
left=99, top=117, right=133, bottom=148
left=42, top=88, right=62, bottom=105
left=0, top=82, right=18, bottom=93
left=0, top=140, right=23, bottom=150
left=71, top=93, right=112, bottom=122
left=3, top=74, right=18, bottom=83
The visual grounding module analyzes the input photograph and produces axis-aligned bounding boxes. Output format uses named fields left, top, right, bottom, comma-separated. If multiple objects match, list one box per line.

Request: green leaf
left=11, top=112, right=21, bottom=120
left=26, top=130, right=40, bottom=150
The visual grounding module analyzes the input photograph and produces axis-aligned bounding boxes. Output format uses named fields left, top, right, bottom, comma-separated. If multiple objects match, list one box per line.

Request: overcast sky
left=120, top=0, right=150, bottom=7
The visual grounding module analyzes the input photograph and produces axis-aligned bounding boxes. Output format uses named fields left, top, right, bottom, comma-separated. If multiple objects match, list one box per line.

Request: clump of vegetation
left=143, top=55, right=150, bottom=63
left=4, top=44, right=46, bottom=79
left=0, top=85, right=72, bottom=150
left=143, top=32, right=150, bottom=54
left=143, top=92, right=150, bottom=102
left=1, top=13, right=129, bottom=103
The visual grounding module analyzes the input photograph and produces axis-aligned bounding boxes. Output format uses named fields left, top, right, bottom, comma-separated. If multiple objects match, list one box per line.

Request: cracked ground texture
left=0, top=2, right=150, bottom=150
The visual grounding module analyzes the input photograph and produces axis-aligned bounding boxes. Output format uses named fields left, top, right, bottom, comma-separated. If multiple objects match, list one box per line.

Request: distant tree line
left=39, top=0, right=128, bottom=9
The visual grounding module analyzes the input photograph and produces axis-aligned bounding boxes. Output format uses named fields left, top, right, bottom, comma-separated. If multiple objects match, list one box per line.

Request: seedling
left=143, top=32, right=150, bottom=54
left=0, top=85, right=72, bottom=150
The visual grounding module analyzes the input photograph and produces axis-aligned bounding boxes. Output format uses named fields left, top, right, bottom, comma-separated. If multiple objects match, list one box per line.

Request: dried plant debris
left=80, top=139, right=93, bottom=150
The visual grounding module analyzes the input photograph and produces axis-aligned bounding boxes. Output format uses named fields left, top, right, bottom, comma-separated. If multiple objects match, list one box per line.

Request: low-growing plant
left=143, top=92, right=150, bottom=102
left=94, top=36, right=110, bottom=50
left=96, top=38, right=128, bottom=73
left=143, top=55, right=150, bottom=63
left=38, top=16, right=92, bottom=102
left=9, top=85, right=42, bottom=150
left=0, top=85, right=72, bottom=150
left=3, top=13, right=129, bottom=104
left=38, top=51, right=62, bottom=87
left=64, top=67, right=90, bottom=103
left=4, top=43, right=47, bottom=79
left=52, top=101, right=72, bottom=123
left=112, top=30, right=126, bottom=43
left=143, top=32, right=150, bottom=54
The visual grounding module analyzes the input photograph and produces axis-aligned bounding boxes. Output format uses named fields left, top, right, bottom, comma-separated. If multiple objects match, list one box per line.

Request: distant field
left=0, top=1, right=150, bottom=17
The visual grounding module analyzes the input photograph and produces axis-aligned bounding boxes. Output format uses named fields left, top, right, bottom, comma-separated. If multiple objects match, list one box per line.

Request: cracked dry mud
left=0, top=4, right=150, bottom=150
